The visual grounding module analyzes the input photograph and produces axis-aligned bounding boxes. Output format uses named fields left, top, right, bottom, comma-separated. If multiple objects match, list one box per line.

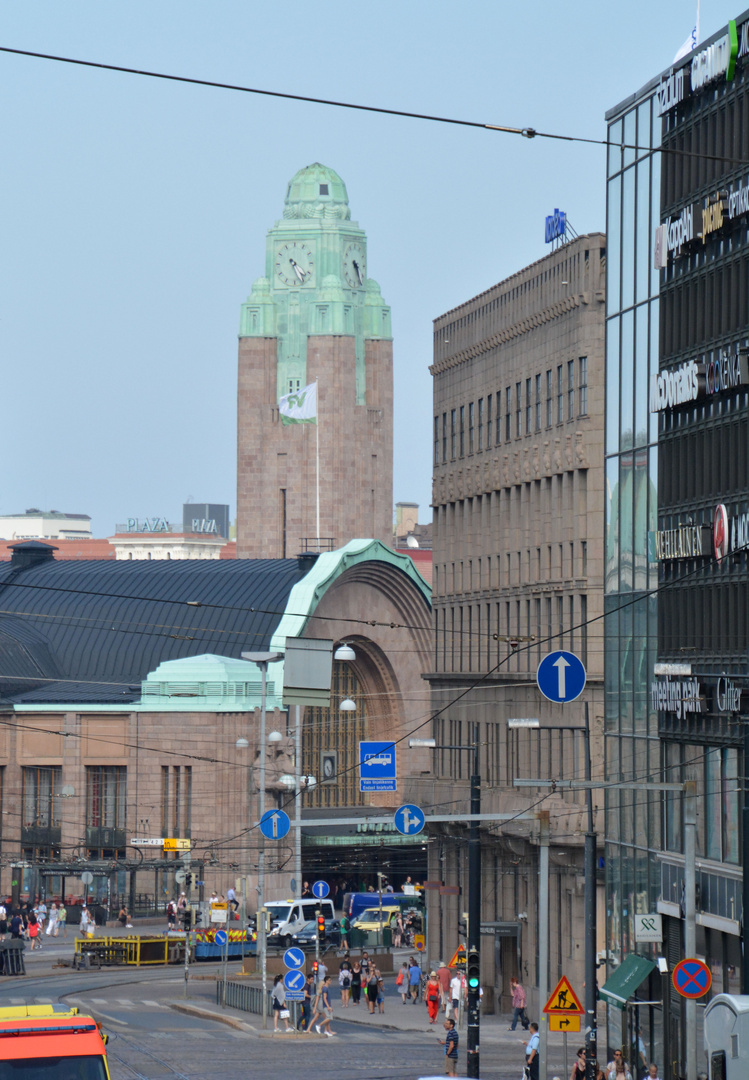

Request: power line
left=0, top=45, right=746, bottom=166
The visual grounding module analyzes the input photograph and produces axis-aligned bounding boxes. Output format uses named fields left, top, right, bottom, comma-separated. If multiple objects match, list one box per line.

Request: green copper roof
left=283, top=163, right=350, bottom=220
left=138, top=653, right=283, bottom=712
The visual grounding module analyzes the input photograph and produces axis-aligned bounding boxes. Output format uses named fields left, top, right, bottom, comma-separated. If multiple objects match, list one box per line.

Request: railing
left=218, top=980, right=266, bottom=1014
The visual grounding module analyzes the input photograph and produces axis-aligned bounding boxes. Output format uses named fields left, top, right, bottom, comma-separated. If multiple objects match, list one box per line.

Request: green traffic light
left=468, top=977, right=479, bottom=988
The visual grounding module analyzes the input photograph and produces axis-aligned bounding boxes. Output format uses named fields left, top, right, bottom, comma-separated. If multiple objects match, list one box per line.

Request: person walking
left=376, top=967, right=386, bottom=1013
left=298, top=972, right=315, bottom=1031
left=437, top=962, right=451, bottom=1012
left=510, top=976, right=529, bottom=1030
left=448, top=970, right=463, bottom=1020
left=524, top=1022, right=540, bottom=1080
left=9, top=912, right=23, bottom=940
left=396, top=961, right=409, bottom=1004
left=365, top=966, right=379, bottom=1013
left=339, top=911, right=350, bottom=951
left=46, top=902, right=58, bottom=937
left=271, top=974, right=292, bottom=1032
left=607, top=1061, right=633, bottom=1080
left=27, top=911, right=41, bottom=950
left=425, top=970, right=441, bottom=1023
left=439, top=1017, right=459, bottom=1077
left=0, top=902, right=7, bottom=943
left=571, top=1047, right=587, bottom=1080
left=350, top=961, right=362, bottom=1006
left=55, top=903, right=67, bottom=938
left=315, top=975, right=336, bottom=1036
left=166, top=898, right=177, bottom=930
left=409, top=957, right=422, bottom=1002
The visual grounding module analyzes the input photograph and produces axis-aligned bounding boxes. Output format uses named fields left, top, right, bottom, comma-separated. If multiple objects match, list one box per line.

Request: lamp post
left=410, top=726, right=481, bottom=1079
left=241, top=650, right=283, bottom=1031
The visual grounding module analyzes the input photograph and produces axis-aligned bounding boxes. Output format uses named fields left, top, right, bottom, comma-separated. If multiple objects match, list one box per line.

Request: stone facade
left=421, top=234, right=607, bottom=1014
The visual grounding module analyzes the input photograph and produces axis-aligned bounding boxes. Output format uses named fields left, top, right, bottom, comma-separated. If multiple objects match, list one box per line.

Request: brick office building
left=422, top=233, right=607, bottom=1012
left=236, top=164, right=393, bottom=558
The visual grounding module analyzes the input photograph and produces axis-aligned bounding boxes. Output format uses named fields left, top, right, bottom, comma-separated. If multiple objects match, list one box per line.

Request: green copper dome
left=283, top=162, right=350, bottom=220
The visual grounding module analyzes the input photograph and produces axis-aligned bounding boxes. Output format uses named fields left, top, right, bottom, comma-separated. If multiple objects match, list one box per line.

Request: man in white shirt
left=447, top=972, right=462, bottom=1019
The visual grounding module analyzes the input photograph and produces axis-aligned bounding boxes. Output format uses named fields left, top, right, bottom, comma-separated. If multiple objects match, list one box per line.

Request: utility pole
left=466, top=723, right=481, bottom=1079
left=538, top=811, right=550, bottom=1080
left=684, top=779, right=696, bottom=1080
left=583, top=703, right=598, bottom=1080
left=743, top=722, right=749, bottom=996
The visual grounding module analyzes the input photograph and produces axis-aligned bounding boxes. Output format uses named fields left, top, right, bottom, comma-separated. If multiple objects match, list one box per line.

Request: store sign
left=650, top=348, right=748, bottom=413
left=690, top=22, right=738, bottom=91
left=651, top=676, right=705, bottom=717
left=706, top=347, right=749, bottom=395
left=126, top=517, right=170, bottom=533
left=191, top=518, right=218, bottom=534
left=653, top=523, right=711, bottom=561
left=727, top=177, right=749, bottom=218
left=662, top=205, right=694, bottom=256
left=714, top=504, right=730, bottom=562
left=739, top=20, right=749, bottom=59
left=701, top=195, right=727, bottom=243
left=655, top=68, right=688, bottom=116
left=649, top=359, right=700, bottom=412
left=545, top=209, right=566, bottom=244
left=716, top=676, right=743, bottom=713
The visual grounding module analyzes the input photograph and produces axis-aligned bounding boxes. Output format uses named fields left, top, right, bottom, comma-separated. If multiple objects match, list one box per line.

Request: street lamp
left=409, top=728, right=481, bottom=1080
left=241, top=649, right=284, bottom=1029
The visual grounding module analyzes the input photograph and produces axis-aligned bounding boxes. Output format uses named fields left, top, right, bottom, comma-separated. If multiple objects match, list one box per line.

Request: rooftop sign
left=544, top=209, right=566, bottom=244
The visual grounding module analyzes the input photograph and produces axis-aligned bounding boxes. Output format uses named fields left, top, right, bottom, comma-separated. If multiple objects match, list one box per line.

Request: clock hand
left=289, top=258, right=307, bottom=282
left=352, top=259, right=363, bottom=285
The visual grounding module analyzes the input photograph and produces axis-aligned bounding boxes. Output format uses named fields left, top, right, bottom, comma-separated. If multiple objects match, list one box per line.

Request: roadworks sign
left=449, top=944, right=466, bottom=968
left=543, top=975, right=583, bottom=1014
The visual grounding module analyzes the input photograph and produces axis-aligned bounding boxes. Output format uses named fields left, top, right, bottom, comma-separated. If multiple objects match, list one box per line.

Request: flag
left=279, top=381, right=317, bottom=425
left=674, top=25, right=697, bottom=63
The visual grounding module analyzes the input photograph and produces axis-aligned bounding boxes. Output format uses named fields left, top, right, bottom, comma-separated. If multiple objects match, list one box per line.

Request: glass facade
left=605, top=87, right=662, bottom=1065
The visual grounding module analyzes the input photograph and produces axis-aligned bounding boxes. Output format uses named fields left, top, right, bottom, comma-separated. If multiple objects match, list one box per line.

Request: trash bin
left=0, top=940, right=26, bottom=976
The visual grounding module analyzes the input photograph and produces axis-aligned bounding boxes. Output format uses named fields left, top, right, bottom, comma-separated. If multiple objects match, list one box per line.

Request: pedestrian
left=571, top=1047, right=586, bottom=1080
left=79, top=905, right=94, bottom=938
left=0, top=901, right=7, bottom=942
left=227, top=885, right=239, bottom=913
left=646, top=1066, right=662, bottom=1080
left=360, top=950, right=371, bottom=976
left=46, top=902, right=58, bottom=936
left=437, top=961, right=451, bottom=1011
left=298, top=972, right=315, bottom=1030
left=56, top=902, right=67, bottom=938
left=316, top=959, right=328, bottom=991
left=339, top=911, right=350, bottom=950
left=365, top=966, right=379, bottom=1013
left=606, top=1051, right=626, bottom=1075
left=393, top=912, right=404, bottom=948
left=524, top=1022, right=540, bottom=1080
left=636, top=1029, right=648, bottom=1078
left=607, top=1061, right=632, bottom=1080
left=35, top=900, right=47, bottom=932
left=315, top=975, right=336, bottom=1036
left=270, top=974, right=292, bottom=1032
left=10, top=911, right=22, bottom=939
left=409, top=957, right=422, bottom=1002
left=301, top=881, right=312, bottom=898
left=27, top=911, right=41, bottom=950
left=118, top=905, right=130, bottom=928
left=166, top=898, right=177, bottom=930
left=448, top=970, right=462, bottom=1020
left=439, top=1017, right=459, bottom=1077
left=396, top=961, right=409, bottom=1004
left=510, top=975, right=529, bottom=1030
left=426, top=970, right=441, bottom=1023
left=339, top=960, right=352, bottom=1007
left=350, top=961, right=362, bottom=1006
left=376, top=967, right=386, bottom=1013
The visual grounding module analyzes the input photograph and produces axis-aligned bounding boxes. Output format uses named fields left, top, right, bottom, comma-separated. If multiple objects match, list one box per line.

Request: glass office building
left=606, top=11, right=749, bottom=1074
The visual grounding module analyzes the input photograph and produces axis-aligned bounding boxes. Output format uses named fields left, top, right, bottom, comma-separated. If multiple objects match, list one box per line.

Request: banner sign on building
left=650, top=676, right=704, bottom=717
left=649, top=348, right=749, bottom=412
left=544, top=209, right=566, bottom=244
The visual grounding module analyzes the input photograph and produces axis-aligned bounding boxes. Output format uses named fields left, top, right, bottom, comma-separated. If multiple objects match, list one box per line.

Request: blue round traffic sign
left=537, top=650, right=586, bottom=704
left=312, top=880, right=329, bottom=900
left=283, top=968, right=307, bottom=993
left=259, top=808, right=291, bottom=840
left=214, top=929, right=227, bottom=946
left=673, top=958, right=711, bottom=998
left=394, top=804, right=425, bottom=836
left=284, top=947, right=305, bottom=970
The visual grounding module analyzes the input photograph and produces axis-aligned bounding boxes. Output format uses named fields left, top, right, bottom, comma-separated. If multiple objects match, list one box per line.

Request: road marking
left=8, top=998, right=25, bottom=1005
left=90, top=998, right=110, bottom=1004
left=115, top=999, right=135, bottom=1007
left=34, top=998, right=53, bottom=1004
left=141, top=999, right=168, bottom=1008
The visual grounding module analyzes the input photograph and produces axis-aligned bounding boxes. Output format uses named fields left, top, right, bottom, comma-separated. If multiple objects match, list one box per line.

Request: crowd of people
left=0, top=898, right=69, bottom=946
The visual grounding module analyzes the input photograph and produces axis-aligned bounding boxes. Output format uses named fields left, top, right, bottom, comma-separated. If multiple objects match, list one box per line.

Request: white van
left=265, top=897, right=336, bottom=947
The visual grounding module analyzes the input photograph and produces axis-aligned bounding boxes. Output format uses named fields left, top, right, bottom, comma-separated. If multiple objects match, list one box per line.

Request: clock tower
left=236, top=163, right=393, bottom=558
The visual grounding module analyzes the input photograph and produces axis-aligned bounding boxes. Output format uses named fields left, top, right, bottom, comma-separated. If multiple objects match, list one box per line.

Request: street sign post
left=543, top=975, right=584, bottom=1014
left=413, top=934, right=425, bottom=951
left=311, top=880, right=329, bottom=900
left=393, top=804, right=425, bottom=835
left=283, top=947, right=305, bottom=970
left=130, top=838, right=164, bottom=846
left=164, top=838, right=191, bottom=851
left=448, top=944, right=466, bottom=969
left=259, top=809, right=291, bottom=840
left=550, top=1014, right=581, bottom=1032
left=283, top=969, right=306, bottom=993
left=214, top=929, right=228, bottom=946
left=537, top=651, right=587, bottom=704
left=359, top=741, right=397, bottom=792
left=673, top=958, right=712, bottom=998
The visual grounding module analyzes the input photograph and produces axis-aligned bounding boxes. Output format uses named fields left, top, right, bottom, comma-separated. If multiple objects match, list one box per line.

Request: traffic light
left=312, top=960, right=318, bottom=978
left=188, top=872, right=198, bottom=891
left=457, top=917, right=467, bottom=939
left=181, top=908, right=193, bottom=930
left=316, top=908, right=326, bottom=942
left=466, top=948, right=480, bottom=992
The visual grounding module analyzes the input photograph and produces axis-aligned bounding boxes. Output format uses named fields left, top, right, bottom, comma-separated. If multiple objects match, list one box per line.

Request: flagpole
left=315, top=377, right=320, bottom=547
left=696, top=0, right=700, bottom=44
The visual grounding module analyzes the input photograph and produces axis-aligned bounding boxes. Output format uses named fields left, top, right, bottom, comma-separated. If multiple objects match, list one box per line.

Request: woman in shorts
left=271, top=974, right=292, bottom=1032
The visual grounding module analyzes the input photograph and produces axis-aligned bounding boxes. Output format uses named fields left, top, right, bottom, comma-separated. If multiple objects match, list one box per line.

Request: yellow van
left=351, top=905, right=400, bottom=931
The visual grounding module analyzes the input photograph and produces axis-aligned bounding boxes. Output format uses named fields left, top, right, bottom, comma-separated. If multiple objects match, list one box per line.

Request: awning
left=599, top=954, right=657, bottom=1010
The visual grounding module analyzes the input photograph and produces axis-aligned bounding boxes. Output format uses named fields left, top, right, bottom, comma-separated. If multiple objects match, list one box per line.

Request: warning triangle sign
left=448, top=944, right=466, bottom=968
left=543, top=975, right=583, bottom=1014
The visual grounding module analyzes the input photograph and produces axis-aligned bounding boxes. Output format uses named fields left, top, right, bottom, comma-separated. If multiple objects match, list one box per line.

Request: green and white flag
left=279, top=382, right=317, bottom=425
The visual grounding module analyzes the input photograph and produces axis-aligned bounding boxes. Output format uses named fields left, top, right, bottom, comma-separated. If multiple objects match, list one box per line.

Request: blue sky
left=0, top=0, right=731, bottom=537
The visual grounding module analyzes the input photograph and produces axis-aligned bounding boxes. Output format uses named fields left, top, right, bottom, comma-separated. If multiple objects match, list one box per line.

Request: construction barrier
left=73, top=936, right=183, bottom=966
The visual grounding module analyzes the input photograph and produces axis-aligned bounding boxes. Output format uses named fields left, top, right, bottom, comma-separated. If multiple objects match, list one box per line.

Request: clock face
left=323, top=756, right=335, bottom=779
left=343, top=242, right=366, bottom=288
left=275, top=241, right=315, bottom=287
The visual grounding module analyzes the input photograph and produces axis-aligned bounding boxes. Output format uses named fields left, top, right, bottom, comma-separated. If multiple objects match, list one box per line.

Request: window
left=442, top=413, right=447, bottom=463
left=546, top=369, right=553, bottom=427
left=535, top=374, right=542, bottom=431
left=86, top=766, right=126, bottom=829
left=319, top=183, right=329, bottom=194
left=526, top=378, right=532, bottom=434
left=579, top=357, right=588, bottom=415
left=486, top=394, right=492, bottom=448
left=516, top=382, right=522, bottom=438
left=477, top=399, right=484, bottom=451
left=557, top=365, right=564, bottom=423
left=505, top=387, right=512, bottom=442
left=451, top=409, right=457, bottom=459
left=459, top=406, right=465, bottom=457
left=288, top=377, right=301, bottom=394
left=580, top=594, right=587, bottom=663
left=22, top=767, right=61, bottom=829
left=567, top=359, right=575, bottom=420
left=468, top=402, right=475, bottom=453
left=434, top=416, right=440, bottom=465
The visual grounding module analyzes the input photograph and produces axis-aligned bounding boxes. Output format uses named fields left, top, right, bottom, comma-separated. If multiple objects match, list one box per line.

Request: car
left=283, top=918, right=341, bottom=950
left=351, top=905, right=400, bottom=931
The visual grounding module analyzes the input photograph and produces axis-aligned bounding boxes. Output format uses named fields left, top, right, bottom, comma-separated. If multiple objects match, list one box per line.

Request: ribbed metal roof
left=0, top=554, right=302, bottom=704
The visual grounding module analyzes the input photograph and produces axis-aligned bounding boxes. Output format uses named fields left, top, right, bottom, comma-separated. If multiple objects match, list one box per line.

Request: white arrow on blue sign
left=284, top=969, right=307, bottom=993
left=283, top=947, right=305, bottom=970
left=394, top=804, right=425, bottom=836
left=536, top=650, right=586, bottom=704
left=312, top=880, right=329, bottom=900
left=259, top=809, right=291, bottom=840
left=214, top=929, right=227, bottom=947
